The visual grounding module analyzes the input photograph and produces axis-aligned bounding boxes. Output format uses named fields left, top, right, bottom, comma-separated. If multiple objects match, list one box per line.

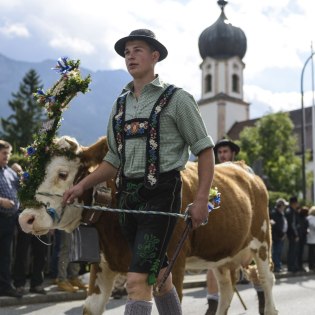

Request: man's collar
left=123, top=74, right=163, bottom=93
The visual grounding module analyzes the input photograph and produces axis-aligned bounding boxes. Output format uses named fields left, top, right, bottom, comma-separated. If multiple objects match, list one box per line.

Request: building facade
left=197, top=1, right=314, bottom=201
left=198, top=0, right=249, bottom=142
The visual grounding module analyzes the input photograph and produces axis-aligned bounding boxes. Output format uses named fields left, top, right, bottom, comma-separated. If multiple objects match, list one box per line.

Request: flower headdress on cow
left=18, top=57, right=91, bottom=208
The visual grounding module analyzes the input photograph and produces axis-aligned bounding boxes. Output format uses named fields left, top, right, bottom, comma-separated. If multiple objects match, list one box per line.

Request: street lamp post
left=300, top=52, right=315, bottom=203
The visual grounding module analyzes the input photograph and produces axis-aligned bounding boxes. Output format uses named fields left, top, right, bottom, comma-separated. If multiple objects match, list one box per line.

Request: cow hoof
left=205, top=299, right=218, bottom=315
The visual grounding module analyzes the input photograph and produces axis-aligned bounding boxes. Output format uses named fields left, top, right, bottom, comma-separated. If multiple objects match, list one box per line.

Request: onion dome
left=198, top=1, right=247, bottom=60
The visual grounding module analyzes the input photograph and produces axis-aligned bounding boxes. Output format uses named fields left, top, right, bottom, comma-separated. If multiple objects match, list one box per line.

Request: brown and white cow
left=19, top=136, right=278, bottom=315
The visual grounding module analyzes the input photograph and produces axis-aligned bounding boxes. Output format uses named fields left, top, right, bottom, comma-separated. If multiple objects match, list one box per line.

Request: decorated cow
left=18, top=135, right=278, bottom=315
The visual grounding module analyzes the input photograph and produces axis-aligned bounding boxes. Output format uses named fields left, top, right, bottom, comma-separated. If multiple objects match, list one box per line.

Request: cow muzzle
left=18, top=208, right=53, bottom=235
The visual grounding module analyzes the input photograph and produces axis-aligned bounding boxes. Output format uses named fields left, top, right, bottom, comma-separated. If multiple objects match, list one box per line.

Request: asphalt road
left=2, top=274, right=315, bottom=315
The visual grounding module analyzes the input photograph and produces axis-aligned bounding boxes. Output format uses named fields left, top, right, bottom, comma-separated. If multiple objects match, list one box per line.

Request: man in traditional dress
left=63, top=29, right=215, bottom=315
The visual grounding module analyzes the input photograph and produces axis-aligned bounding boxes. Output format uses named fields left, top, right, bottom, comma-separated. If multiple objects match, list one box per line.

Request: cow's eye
left=58, top=171, right=68, bottom=180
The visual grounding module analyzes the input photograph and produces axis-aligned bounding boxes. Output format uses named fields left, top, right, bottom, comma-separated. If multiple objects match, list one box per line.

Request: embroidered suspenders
left=113, top=85, right=178, bottom=189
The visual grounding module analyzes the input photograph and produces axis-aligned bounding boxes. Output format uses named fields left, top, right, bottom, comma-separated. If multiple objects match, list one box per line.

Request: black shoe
left=16, top=286, right=27, bottom=296
left=0, top=287, right=23, bottom=298
left=30, top=285, right=46, bottom=295
left=205, top=299, right=218, bottom=315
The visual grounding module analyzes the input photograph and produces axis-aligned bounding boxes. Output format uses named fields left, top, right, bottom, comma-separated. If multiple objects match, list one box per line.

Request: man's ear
left=153, top=50, right=160, bottom=62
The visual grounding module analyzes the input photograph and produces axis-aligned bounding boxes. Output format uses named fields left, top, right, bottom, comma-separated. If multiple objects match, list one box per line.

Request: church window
left=205, top=74, right=212, bottom=92
left=232, top=74, right=239, bottom=93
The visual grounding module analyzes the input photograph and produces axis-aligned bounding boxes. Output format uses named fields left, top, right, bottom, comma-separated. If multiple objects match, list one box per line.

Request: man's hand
left=62, top=183, right=84, bottom=206
left=0, top=198, right=15, bottom=209
left=188, top=199, right=209, bottom=229
left=11, top=163, right=23, bottom=175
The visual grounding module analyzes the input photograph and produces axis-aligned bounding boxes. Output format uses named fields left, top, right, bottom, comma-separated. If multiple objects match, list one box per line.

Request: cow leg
left=213, top=267, right=233, bottom=315
left=253, top=251, right=278, bottom=315
left=171, top=260, right=186, bottom=301
left=83, top=255, right=118, bottom=315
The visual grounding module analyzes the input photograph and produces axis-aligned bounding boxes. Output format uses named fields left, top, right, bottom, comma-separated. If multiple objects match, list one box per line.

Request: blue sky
left=1, top=0, right=315, bottom=118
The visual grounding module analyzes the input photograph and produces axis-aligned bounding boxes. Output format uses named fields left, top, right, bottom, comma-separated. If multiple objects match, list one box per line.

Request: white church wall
left=225, top=102, right=248, bottom=133
left=199, top=104, right=218, bottom=141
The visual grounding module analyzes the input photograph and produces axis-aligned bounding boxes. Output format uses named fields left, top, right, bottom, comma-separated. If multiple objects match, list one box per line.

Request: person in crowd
left=306, top=206, right=315, bottom=271
left=62, top=28, right=215, bottom=315
left=0, top=140, right=22, bottom=298
left=205, top=138, right=248, bottom=314
left=13, top=225, right=48, bottom=295
left=10, top=162, right=49, bottom=295
left=205, top=138, right=266, bottom=315
left=48, top=229, right=60, bottom=283
left=297, top=206, right=309, bottom=272
left=285, top=196, right=300, bottom=272
left=56, top=230, right=87, bottom=292
left=204, top=138, right=240, bottom=315
left=214, top=138, right=240, bottom=164
left=270, top=198, right=288, bottom=273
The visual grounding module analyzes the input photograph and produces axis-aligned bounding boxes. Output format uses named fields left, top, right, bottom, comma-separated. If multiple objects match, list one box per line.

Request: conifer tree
left=0, top=69, right=44, bottom=150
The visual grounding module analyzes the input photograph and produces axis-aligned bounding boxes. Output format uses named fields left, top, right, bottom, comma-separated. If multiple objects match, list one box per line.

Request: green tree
left=0, top=69, right=44, bottom=150
left=236, top=112, right=303, bottom=195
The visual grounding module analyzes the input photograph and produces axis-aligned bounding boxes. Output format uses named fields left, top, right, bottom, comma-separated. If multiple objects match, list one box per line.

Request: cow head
left=19, top=135, right=108, bottom=235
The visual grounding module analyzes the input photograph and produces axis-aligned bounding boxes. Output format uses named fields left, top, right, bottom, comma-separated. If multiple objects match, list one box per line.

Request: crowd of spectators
left=0, top=139, right=88, bottom=298
left=270, top=196, right=315, bottom=274
left=2, top=138, right=315, bottom=301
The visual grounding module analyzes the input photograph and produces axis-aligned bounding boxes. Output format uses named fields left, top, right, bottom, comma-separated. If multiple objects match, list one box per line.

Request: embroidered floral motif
left=114, top=98, right=125, bottom=155
left=148, top=258, right=161, bottom=285
left=113, top=94, right=127, bottom=188
left=137, top=234, right=161, bottom=285
left=137, top=233, right=160, bottom=265
left=124, top=121, right=149, bottom=137
left=145, top=85, right=178, bottom=188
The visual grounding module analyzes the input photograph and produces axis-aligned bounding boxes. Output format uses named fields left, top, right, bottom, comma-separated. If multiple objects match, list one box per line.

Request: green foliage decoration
left=18, top=57, right=91, bottom=208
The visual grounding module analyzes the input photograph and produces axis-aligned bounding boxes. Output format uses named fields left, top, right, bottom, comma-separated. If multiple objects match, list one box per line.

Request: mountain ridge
left=0, top=53, right=131, bottom=145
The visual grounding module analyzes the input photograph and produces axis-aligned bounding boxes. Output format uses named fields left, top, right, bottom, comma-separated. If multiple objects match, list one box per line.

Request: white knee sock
left=207, top=293, right=219, bottom=301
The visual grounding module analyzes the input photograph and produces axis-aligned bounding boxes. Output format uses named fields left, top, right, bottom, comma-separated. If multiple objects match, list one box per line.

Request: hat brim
left=114, top=35, right=168, bottom=62
left=214, top=141, right=240, bottom=155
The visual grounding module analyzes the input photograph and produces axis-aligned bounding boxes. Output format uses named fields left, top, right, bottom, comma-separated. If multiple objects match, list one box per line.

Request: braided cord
left=37, top=191, right=187, bottom=219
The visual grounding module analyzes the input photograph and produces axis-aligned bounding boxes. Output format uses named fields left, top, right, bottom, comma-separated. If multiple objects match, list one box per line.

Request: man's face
left=217, top=146, right=235, bottom=163
left=124, top=40, right=159, bottom=79
left=291, top=201, right=299, bottom=211
left=0, top=148, right=11, bottom=167
left=277, top=204, right=286, bottom=213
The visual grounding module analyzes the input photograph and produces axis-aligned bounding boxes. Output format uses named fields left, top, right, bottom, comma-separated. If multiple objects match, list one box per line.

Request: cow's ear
left=81, top=136, right=108, bottom=168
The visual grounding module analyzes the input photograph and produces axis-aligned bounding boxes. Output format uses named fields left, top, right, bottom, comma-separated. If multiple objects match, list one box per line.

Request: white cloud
left=0, top=0, right=315, bottom=117
left=245, top=85, right=301, bottom=112
left=0, top=22, right=29, bottom=38
left=49, top=36, right=95, bottom=55
left=245, top=84, right=315, bottom=119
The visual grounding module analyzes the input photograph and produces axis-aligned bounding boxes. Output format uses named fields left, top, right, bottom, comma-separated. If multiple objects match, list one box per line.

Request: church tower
left=198, top=0, right=249, bottom=142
